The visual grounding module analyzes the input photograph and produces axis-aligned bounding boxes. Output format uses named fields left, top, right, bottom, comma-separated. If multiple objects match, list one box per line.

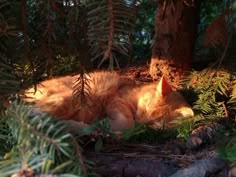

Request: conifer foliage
left=87, top=0, right=136, bottom=69
left=183, top=69, right=232, bottom=119
left=0, top=101, right=86, bottom=177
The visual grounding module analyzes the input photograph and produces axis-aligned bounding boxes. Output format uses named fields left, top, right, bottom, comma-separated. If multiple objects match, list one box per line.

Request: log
left=86, top=152, right=227, bottom=177
left=86, top=152, right=179, bottom=177
left=170, top=158, right=227, bottom=177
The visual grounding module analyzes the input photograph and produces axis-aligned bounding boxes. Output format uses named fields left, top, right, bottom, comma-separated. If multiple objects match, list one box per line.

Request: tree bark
left=149, top=0, right=201, bottom=81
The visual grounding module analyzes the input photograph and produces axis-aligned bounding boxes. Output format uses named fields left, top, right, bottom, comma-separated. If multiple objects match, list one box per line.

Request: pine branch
left=0, top=101, right=86, bottom=177
left=72, top=72, right=92, bottom=110
left=0, top=58, right=20, bottom=97
left=87, top=0, right=136, bottom=69
left=183, top=69, right=231, bottom=119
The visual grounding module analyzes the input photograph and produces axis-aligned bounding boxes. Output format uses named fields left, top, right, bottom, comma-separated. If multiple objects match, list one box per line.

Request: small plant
left=217, top=127, right=236, bottom=162
left=121, top=123, right=177, bottom=143
left=81, top=118, right=116, bottom=152
left=175, top=116, right=202, bottom=140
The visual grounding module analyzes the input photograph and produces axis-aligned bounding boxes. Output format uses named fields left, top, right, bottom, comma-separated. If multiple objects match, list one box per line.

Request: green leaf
left=81, top=125, right=96, bottom=135
left=94, top=137, right=103, bottom=152
left=232, top=1, right=236, bottom=10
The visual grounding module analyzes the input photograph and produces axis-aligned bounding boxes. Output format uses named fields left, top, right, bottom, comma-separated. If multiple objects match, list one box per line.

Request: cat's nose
left=176, top=107, right=194, bottom=118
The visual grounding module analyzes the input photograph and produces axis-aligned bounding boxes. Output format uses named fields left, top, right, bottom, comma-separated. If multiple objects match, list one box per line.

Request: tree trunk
left=149, top=0, right=201, bottom=81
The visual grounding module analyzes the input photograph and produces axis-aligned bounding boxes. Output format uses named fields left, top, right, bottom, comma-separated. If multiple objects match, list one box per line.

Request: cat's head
left=138, top=76, right=194, bottom=128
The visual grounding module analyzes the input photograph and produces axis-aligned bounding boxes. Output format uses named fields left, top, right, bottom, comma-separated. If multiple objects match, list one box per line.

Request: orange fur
left=23, top=71, right=194, bottom=131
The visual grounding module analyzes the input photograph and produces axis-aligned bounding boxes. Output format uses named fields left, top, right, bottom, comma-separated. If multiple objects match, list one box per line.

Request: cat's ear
left=156, top=76, right=172, bottom=96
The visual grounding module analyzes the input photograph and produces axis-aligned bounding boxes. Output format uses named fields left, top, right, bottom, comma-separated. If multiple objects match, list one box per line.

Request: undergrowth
left=183, top=69, right=232, bottom=118
left=121, top=123, right=177, bottom=143
left=217, top=125, right=236, bottom=162
left=80, top=118, right=116, bottom=152
left=179, top=69, right=233, bottom=128
left=180, top=69, right=236, bottom=163
left=2, top=67, right=236, bottom=176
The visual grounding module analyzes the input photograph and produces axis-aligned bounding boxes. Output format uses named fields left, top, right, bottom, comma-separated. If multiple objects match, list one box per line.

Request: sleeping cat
left=24, top=71, right=194, bottom=131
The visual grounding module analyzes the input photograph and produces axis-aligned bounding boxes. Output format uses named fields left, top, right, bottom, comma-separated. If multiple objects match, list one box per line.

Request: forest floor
left=82, top=64, right=228, bottom=177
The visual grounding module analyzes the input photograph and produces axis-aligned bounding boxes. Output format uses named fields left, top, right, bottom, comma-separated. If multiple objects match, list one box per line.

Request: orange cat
left=23, top=71, right=194, bottom=131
